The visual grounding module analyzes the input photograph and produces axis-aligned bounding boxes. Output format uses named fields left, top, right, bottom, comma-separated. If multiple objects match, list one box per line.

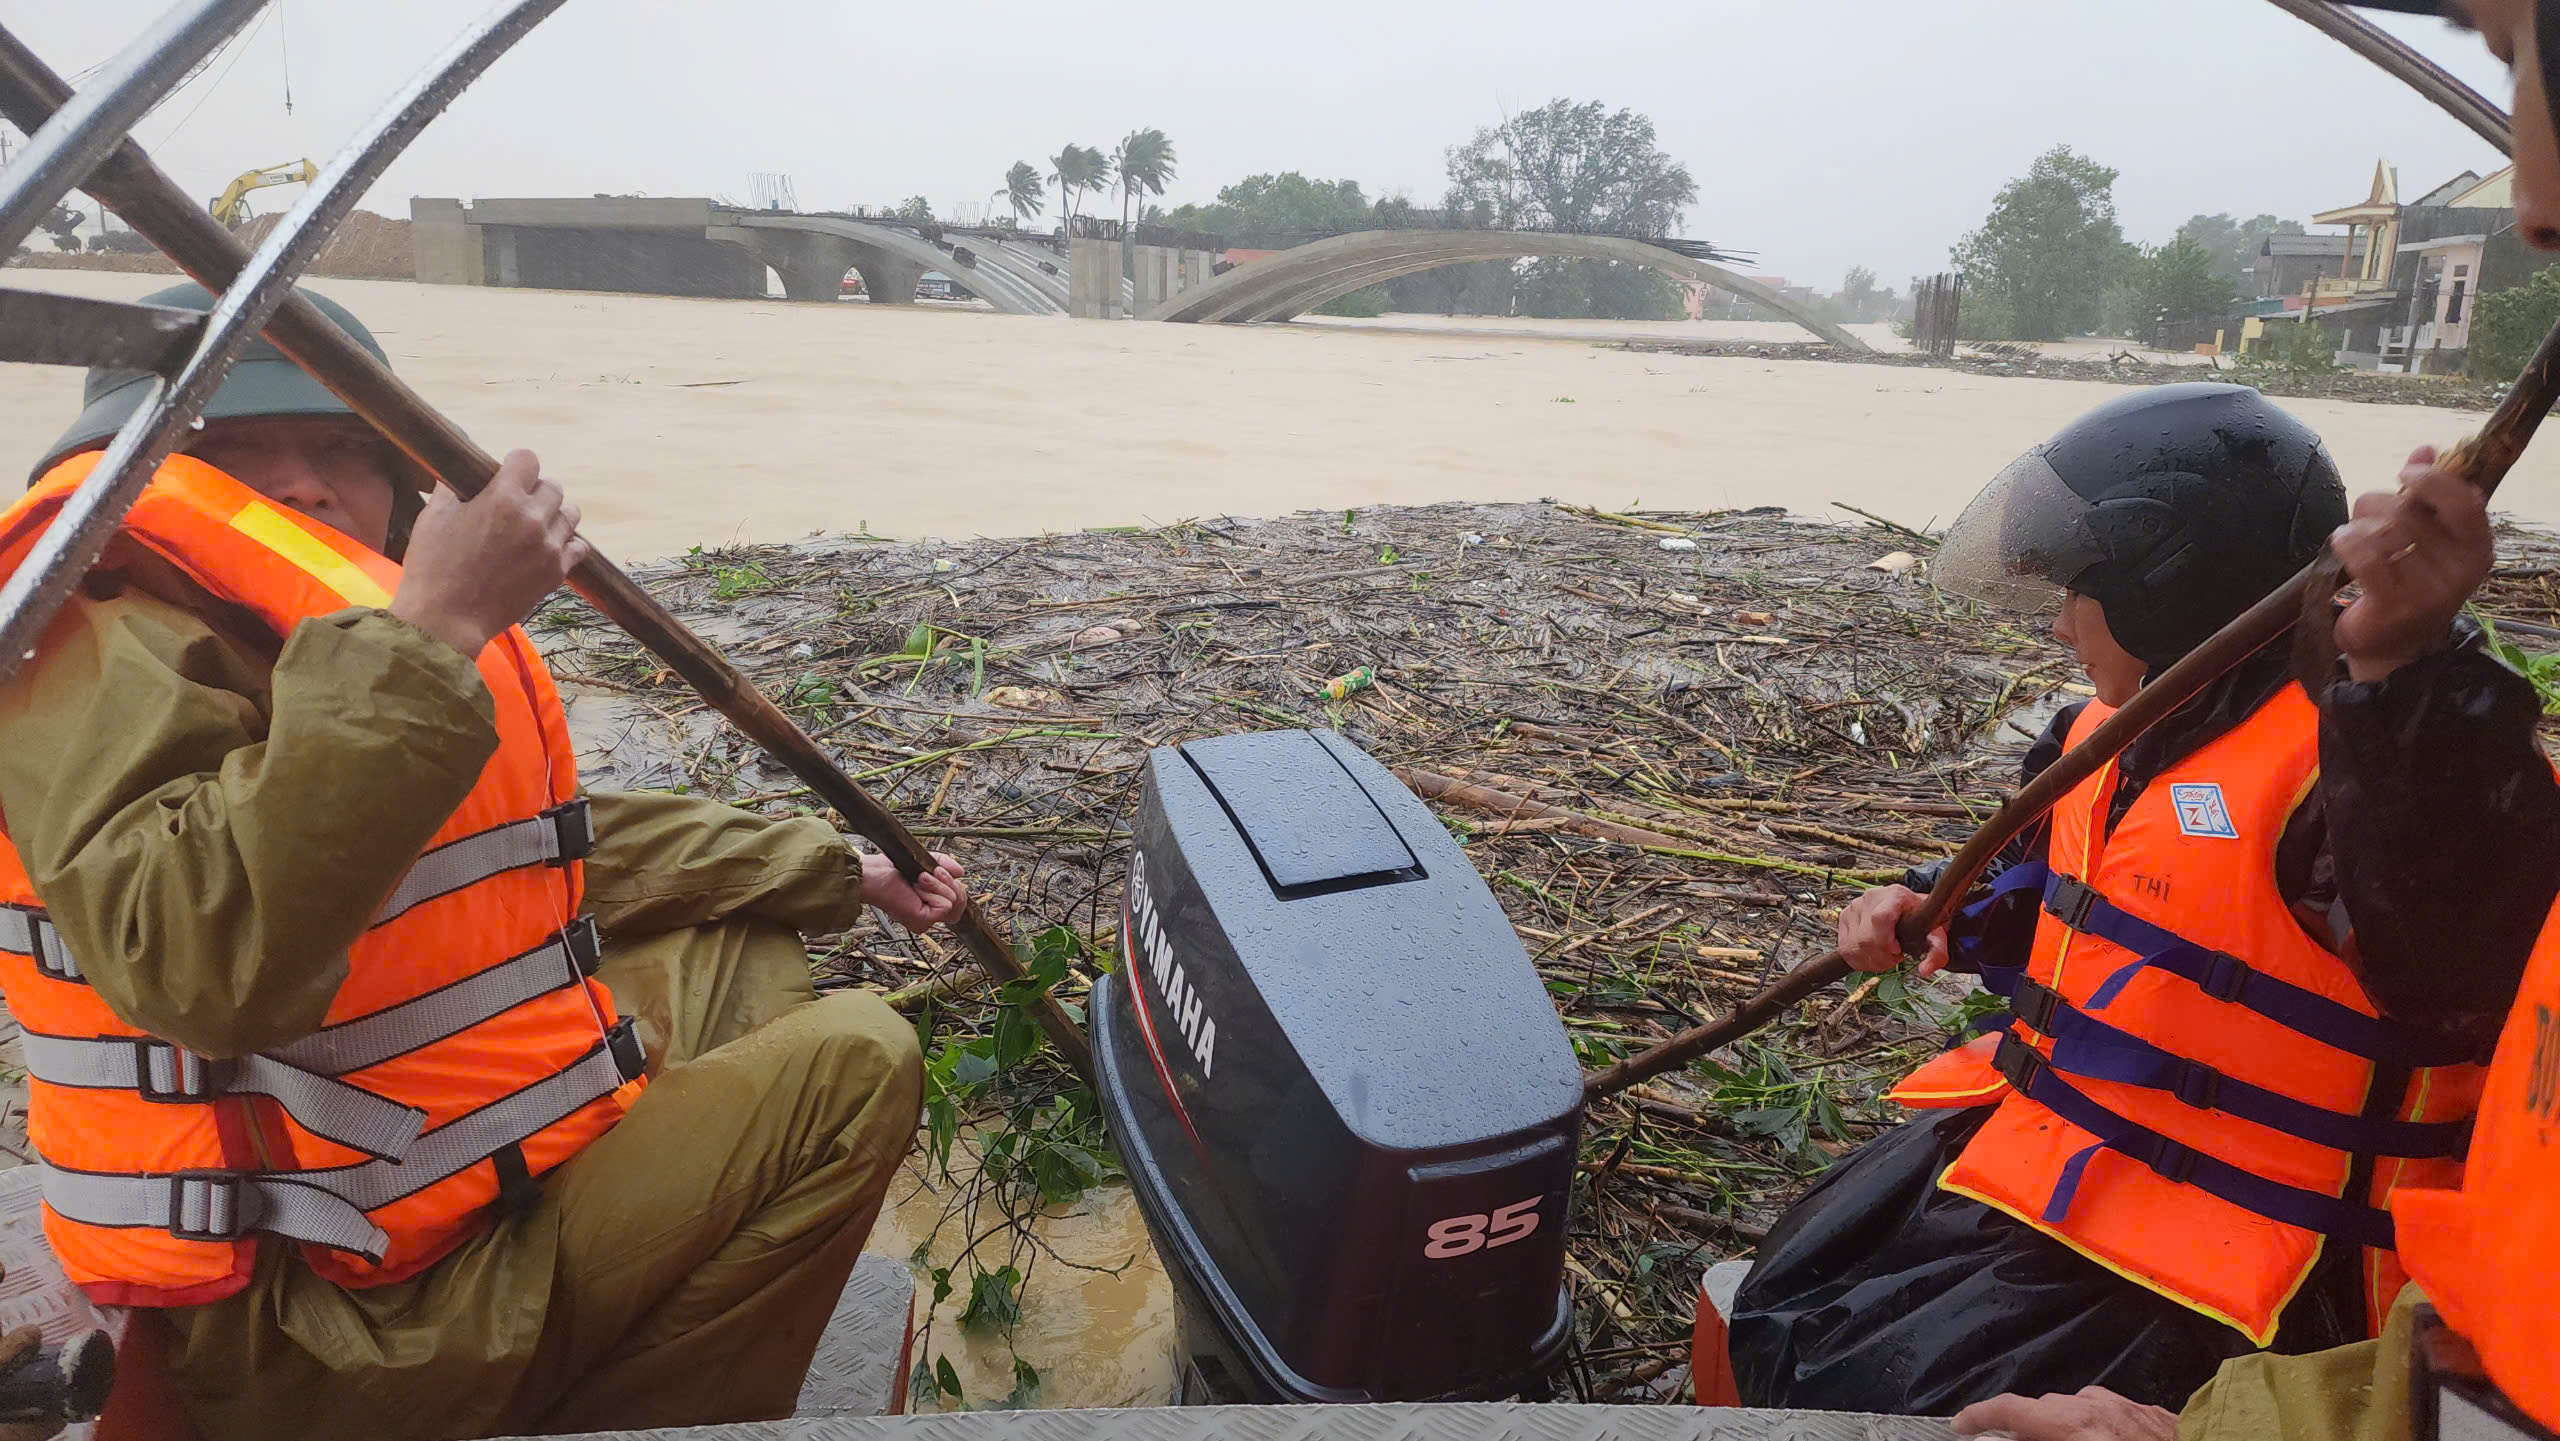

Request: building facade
left=2246, top=161, right=2528, bottom=373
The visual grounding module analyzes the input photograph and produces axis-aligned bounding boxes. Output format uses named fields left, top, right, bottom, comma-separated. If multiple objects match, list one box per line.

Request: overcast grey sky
left=1, top=1, right=2519, bottom=291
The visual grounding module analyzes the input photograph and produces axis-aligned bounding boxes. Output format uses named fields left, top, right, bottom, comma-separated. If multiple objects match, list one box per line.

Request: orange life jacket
left=2393, top=900, right=2560, bottom=1434
left=0, top=453, right=644, bottom=1308
left=1888, top=687, right=2484, bottom=1344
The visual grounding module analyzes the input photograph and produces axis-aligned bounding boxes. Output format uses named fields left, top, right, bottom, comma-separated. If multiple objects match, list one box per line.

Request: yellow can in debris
left=1320, top=666, right=1376, bottom=700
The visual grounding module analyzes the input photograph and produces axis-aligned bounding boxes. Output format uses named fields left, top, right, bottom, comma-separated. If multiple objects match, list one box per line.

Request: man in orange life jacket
left=0, top=283, right=967, bottom=1441
left=1726, top=383, right=2539, bottom=1417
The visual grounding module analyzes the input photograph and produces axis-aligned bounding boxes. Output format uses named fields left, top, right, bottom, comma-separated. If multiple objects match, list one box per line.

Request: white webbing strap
left=35, top=1026, right=640, bottom=1262
left=19, top=1034, right=426, bottom=1160
left=0, top=801, right=595, bottom=990
left=370, top=799, right=592, bottom=928
left=40, top=1166, right=389, bottom=1260
left=0, top=906, right=81, bottom=981
left=267, top=919, right=599, bottom=1077
left=17, top=920, right=599, bottom=1162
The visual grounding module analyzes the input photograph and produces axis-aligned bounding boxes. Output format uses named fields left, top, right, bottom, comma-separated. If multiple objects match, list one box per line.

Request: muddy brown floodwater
left=9, top=268, right=2560, bottom=558
left=869, top=1151, right=1177, bottom=1410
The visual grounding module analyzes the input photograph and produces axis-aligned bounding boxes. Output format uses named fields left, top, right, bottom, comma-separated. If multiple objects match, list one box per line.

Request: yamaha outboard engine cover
left=1094, top=728, right=1583, bottom=1404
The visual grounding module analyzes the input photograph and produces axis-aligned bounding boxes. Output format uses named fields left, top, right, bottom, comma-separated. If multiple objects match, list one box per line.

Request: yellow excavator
left=208, top=159, right=318, bottom=229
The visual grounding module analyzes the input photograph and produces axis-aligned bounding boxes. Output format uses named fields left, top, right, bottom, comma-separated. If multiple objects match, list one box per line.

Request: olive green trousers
left=162, top=918, right=923, bottom=1441
left=2176, top=1282, right=2424, bottom=1441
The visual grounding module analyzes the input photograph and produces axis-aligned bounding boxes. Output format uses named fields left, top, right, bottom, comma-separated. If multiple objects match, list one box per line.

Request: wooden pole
left=1585, top=310, right=2560, bottom=1102
left=0, top=33, right=1094, bottom=1084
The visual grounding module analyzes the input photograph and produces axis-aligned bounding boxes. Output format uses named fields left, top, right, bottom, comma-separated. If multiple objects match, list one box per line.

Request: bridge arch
left=1144, top=230, right=1868, bottom=351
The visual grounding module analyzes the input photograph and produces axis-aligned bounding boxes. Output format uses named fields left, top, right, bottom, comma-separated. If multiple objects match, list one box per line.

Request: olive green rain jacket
left=0, top=570, right=921, bottom=1441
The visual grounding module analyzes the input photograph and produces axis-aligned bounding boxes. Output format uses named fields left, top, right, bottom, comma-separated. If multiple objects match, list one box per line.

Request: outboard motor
left=1093, top=728, right=1583, bottom=1404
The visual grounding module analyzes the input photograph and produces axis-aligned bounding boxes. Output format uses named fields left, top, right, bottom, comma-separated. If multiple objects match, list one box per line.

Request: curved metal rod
left=2264, top=0, right=2515, bottom=154
left=0, top=0, right=266, bottom=254
left=0, top=0, right=568, bottom=687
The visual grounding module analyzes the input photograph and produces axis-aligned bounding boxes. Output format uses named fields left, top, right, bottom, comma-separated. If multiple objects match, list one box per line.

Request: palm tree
left=1113, top=129, right=1177, bottom=312
left=1114, top=129, right=1176, bottom=232
left=1048, top=144, right=1109, bottom=231
left=1002, top=161, right=1044, bottom=229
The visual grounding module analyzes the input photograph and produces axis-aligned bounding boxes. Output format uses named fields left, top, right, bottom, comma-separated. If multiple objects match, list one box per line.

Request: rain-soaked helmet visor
left=1931, top=447, right=2108, bottom=614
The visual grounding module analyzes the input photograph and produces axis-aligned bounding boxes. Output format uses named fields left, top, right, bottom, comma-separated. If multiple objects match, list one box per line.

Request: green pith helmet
left=34, top=281, right=422, bottom=489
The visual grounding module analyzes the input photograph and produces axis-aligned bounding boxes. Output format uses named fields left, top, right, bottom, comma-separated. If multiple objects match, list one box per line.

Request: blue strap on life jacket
left=1990, top=1033, right=2398, bottom=1248
left=1932, top=862, right=2054, bottom=1048
left=1997, top=975, right=2468, bottom=1158
left=2045, top=872, right=2475, bottom=1071
left=1945, top=860, right=2054, bottom=970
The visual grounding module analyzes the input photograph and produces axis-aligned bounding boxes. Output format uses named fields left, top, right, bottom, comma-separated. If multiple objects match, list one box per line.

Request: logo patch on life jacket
left=2169, top=782, right=2239, bottom=839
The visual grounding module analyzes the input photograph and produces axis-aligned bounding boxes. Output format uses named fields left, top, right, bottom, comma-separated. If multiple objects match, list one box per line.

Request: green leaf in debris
left=1029, top=1135, right=1109, bottom=1204
left=950, top=1047, right=998, bottom=1088
left=935, top=1355, right=964, bottom=1400
left=1006, top=1357, right=1043, bottom=1409
left=911, top=1357, right=936, bottom=1406
left=2479, top=614, right=2560, bottom=715
left=924, top=1094, right=959, bottom=1168
left=960, top=1264, right=1024, bottom=1332
left=930, top=1265, right=955, bottom=1305
left=1730, top=1105, right=1800, bottom=1139
left=991, top=1004, right=1042, bottom=1069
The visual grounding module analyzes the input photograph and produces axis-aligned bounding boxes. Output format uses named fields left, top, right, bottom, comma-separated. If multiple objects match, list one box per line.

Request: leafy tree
left=896, top=195, right=934, bottom=223
left=2469, top=263, right=2560, bottom=381
left=1160, top=172, right=1374, bottom=247
left=1048, top=145, right=1110, bottom=228
left=1837, top=266, right=1897, bottom=323
left=2236, top=319, right=2343, bottom=375
left=39, top=204, right=81, bottom=253
left=1951, top=146, right=2135, bottom=340
left=2103, top=236, right=2240, bottom=340
left=1444, top=99, right=1695, bottom=236
left=1001, top=161, right=1044, bottom=225
left=1442, top=98, right=1699, bottom=320
left=2174, top=212, right=2304, bottom=291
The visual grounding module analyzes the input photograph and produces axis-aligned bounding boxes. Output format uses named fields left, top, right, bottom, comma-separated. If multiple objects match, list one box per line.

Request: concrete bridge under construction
left=410, top=198, right=1859, bottom=350
left=411, top=196, right=1083, bottom=315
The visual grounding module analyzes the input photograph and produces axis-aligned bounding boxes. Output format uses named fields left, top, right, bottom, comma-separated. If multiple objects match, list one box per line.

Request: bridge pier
left=1068, top=236, right=1120, bottom=319
left=848, top=252, right=924, bottom=306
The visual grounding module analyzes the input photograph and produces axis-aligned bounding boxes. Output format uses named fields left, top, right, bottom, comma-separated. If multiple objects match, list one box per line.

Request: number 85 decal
left=1423, top=1197, right=1543, bottom=1259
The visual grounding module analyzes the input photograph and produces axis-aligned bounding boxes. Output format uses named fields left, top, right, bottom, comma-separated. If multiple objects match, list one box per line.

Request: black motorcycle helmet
left=1933, top=383, right=2347, bottom=673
